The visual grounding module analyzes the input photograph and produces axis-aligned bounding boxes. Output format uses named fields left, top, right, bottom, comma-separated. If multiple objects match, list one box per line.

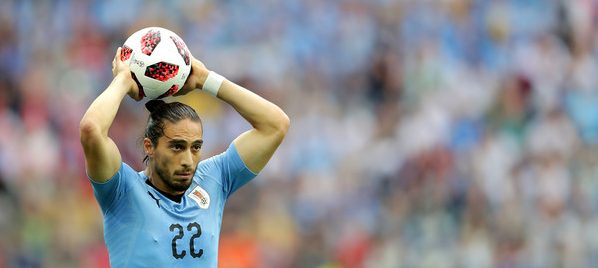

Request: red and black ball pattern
left=157, top=84, right=179, bottom=99
left=170, top=36, right=190, bottom=65
left=120, top=46, right=133, bottom=61
left=144, top=62, right=179, bottom=81
left=140, top=29, right=161, bottom=56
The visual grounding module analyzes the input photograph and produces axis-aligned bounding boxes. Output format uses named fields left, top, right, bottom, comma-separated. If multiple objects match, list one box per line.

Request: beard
left=155, top=162, right=194, bottom=193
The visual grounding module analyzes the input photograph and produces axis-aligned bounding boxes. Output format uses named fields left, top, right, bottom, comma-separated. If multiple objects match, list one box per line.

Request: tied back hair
left=143, top=100, right=202, bottom=164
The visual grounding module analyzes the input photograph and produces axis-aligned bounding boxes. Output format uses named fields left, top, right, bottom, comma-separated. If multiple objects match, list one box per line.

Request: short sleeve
left=89, top=163, right=136, bottom=214
left=199, top=143, right=257, bottom=198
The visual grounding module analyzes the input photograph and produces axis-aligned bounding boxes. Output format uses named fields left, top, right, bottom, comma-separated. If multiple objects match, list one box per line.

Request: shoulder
left=196, top=151, right=223, bottom=183
left=90, top=162, right=145, bottom=212
left=197, top=144, right=245, bottom=170
left=90, top=162, right=129, bottom=184
left=195, top=145, right=238, bottom=182
left=116, top=162, right=144, bottom=181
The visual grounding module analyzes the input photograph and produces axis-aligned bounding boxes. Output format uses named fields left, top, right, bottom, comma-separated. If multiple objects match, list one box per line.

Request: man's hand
left=175, top=56, right=210, bottom=96
left=112, top=47, right=142, bottom=101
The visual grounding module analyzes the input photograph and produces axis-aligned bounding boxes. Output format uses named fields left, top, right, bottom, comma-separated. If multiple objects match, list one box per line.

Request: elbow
left=79, top=118, right=102, bottom=144
left=274, top=111, right=290, bottom=138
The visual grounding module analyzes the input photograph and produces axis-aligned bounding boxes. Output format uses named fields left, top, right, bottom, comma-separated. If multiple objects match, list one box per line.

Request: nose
left=180, top=149, right=193, bottom=168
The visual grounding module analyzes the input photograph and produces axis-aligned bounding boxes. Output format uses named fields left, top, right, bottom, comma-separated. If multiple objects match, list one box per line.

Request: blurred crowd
left=2, top=0, right=598, bottom=267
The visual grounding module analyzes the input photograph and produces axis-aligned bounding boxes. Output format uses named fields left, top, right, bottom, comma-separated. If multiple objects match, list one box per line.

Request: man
left=79, top=47, right=289, bottom=267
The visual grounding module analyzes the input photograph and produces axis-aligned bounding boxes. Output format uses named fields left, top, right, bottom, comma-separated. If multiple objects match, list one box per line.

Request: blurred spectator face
left=502, top=74, right=532, bottom=117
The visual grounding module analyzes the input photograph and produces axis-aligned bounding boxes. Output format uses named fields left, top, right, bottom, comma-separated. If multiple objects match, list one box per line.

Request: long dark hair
left=143, top=100, right=202, bottom=164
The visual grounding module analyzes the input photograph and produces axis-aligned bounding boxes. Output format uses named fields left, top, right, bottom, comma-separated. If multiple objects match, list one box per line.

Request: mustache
left=174, top=169, right=194, bottom=174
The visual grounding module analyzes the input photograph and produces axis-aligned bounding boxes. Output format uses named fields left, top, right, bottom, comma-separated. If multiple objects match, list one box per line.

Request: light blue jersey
left=90, top=143, right=256, bottom=268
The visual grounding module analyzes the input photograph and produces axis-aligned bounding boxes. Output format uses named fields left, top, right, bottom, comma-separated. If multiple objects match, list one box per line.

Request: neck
left=145, top=178, right=184, bottom=203
left=144, top=168, right=185, bottom=196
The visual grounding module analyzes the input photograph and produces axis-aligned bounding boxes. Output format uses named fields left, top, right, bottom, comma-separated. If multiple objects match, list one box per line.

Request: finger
left=114, top=47, right=121, bottom=62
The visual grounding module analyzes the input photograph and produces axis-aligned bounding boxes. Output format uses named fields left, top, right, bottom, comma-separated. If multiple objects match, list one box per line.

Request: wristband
left=202, top=71, right=225, bottom=96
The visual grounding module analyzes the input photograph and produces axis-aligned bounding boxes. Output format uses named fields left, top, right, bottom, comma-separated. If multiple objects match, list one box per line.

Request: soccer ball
left=120, top=27, right=192, bottom=99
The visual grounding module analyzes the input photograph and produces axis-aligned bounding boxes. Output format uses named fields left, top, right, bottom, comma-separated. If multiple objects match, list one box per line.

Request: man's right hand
left=112, top=47, right=142, bottom=101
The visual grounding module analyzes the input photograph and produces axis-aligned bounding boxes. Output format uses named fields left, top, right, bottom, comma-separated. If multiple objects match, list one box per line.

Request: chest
left=130, top=180, right=226, bottom=260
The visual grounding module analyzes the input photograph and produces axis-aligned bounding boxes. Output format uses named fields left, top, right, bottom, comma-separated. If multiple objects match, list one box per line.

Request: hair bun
left=145, top=100, right=166, bottom=113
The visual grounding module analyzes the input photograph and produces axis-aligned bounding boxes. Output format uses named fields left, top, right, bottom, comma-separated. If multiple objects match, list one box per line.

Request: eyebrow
left=167, top=139, right=203, bottom=145
left=164, top=136, right=204, bottom=146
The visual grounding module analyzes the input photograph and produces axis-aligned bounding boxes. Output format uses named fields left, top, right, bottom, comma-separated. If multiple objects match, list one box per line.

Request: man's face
left=147, top=118, right=203, bottom=194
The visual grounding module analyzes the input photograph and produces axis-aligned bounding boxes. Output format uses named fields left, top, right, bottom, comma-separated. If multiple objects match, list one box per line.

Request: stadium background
left=2, top=0, right=598, bottom=267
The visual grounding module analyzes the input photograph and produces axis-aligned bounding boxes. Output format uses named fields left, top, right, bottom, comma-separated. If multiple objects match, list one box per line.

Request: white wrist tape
left=202, top=71, right=225, bottom=96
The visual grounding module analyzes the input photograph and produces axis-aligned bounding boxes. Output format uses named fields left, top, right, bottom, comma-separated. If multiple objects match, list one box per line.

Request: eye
left=191, top=144, right=202, bottom=152
left=171, top=144, right=184, bottom=151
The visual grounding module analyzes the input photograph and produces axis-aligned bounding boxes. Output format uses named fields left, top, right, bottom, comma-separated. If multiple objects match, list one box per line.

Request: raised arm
left=219, top=76, right=290, bottom=174
left=181, top=59, right=290, bottom=174
left=79, top=48, right=141, bottom=182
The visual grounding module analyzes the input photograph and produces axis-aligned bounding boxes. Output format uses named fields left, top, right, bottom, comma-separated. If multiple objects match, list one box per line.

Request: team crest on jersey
left=188, top=186, right=210, bottom=209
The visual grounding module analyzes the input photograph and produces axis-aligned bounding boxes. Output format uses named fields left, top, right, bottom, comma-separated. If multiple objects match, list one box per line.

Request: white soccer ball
left=120, top=27, right=192, bottom=99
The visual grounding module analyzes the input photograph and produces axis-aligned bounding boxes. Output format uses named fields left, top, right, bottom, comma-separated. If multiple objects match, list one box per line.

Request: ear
left=143, top=138, right=154, bottom=156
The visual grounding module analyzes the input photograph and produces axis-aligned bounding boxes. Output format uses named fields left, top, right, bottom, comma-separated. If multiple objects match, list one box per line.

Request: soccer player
left=79, top=47, right=290, bottom=267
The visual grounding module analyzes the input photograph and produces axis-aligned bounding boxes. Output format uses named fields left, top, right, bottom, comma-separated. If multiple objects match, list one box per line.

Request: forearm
left=80, top=74, right=131, bottom=136
left=185, top=63, right=289, bottom=172
left=212, top=76, right=289, bottom=173
left=216, top=79, right=289, bottom=134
